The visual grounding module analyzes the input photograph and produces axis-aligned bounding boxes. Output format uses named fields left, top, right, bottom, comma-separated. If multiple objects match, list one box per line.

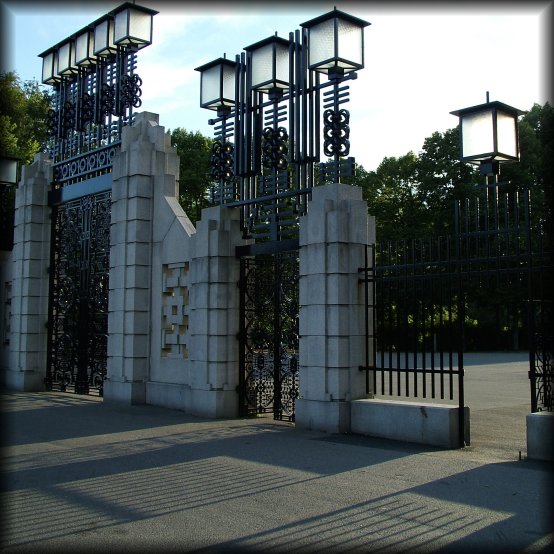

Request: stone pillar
left=295, top=183, right=375, bottom=433
left=188, top=205, right=245, bottom=417
left=5, top=153, right=52, bottom=390
left=104, top=112, right=179, bottom=404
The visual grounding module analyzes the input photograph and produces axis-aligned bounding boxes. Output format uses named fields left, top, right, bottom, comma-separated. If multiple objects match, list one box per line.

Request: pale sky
left=1, top=0, right=552, bottom=171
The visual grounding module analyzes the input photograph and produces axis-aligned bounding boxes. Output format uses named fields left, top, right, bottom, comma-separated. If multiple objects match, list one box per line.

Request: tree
left=356, top=152, right=427, bottom=241
left=170, top=128, right=213, bottom=224
left=414, top=126, right=480, bottom=236
left=0, top=72, right=51, bottom=166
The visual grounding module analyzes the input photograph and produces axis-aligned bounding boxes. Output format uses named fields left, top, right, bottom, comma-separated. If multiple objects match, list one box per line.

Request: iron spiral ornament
left=100, top=83, right=116, bottom=116
left=211, top=140, right=235, bottom=182
left=47, top=108, right=58, bottom=138
left=323, top=108, right=350, bottom=157
left=261, top=126, right=289, bottom=170
left=79, top=93, right=95, bottom=130
left=61, top=101, right=76, bottom=136
left=120, top=74, right=143, bottom=110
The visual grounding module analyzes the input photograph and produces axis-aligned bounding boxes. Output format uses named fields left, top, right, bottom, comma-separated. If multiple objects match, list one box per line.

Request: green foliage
left=0, top=72, right=51, bottom=166
left=170, top=128, right=213, bottom=223
left=353, top=103, right=553, bottom=243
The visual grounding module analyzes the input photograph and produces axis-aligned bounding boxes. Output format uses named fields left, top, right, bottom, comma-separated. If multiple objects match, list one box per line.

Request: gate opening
left=238, top=250, right=299, bottom=421
left=45, top=190, right=111, bottom=396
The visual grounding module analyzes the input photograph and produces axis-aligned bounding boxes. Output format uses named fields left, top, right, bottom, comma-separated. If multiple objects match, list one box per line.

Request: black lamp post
left=195, top=8, right=370, bottom=245
left=300, top=7, right=369, bottom=80
left=38, top=2, right=157, bottom=183
left=195, top=56, right=237, bottom=116
left=245, top=34, right=290, bottom=101
left=450, top=94, right=525, bottom=179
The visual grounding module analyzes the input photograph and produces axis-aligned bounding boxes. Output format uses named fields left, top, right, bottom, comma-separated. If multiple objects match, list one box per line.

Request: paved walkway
left=1, top=353, right=553, bottom=553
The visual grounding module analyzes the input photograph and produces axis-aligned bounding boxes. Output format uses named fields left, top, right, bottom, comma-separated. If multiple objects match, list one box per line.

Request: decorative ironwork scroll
left=239, top=252, right=299, bottom=421
left=46, top=51, right=141, bottom=188
left=205, top=29, right=362, bottom=245
left=46, top=191, right=111, bottom=395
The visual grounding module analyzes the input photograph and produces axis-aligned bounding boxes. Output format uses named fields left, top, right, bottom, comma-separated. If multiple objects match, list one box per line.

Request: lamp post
left=38, top=2, right=158, bottom=186
left=195, top=8, right=370, bottom=245
left=450, top=94, right=525, bottom=182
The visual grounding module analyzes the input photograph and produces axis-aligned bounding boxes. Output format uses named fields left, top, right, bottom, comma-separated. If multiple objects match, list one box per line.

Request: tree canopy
left=354, top=102, right=553, bottom=242
left=169, top=128, right=212, bottom=223
left=0, top=72, right=51, bottom=166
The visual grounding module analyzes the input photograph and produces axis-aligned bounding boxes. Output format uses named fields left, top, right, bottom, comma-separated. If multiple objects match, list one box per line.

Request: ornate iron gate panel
left=45, top=190, right=111, bottom=395
left=239, top=251, right=299, bottom=421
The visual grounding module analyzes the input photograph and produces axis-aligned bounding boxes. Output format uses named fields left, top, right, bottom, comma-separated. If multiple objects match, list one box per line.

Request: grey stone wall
left=4, top=154, right=52, bottom=390
left=105, top=112, right=247, bottom=418
left=295, top=183, right=375, bottom=433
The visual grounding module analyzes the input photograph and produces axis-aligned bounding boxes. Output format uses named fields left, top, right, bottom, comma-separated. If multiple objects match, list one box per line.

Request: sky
left=1, top=0, right=552, bottom=171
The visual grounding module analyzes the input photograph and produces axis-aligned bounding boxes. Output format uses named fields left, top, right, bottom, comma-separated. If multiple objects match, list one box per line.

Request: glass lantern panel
left=251, top=44, right=273, bottom=89
left=75, top=31, right=95, bottom=65
left=0, top=158, right=18, bottom=184
left=129, top=10, right=152, bottom=44
left=42, top=52, right=55, bottom=83
left=309, top=18, right=336, bottom=68
left=94, top=20, right=115, bottom=55
left=275, top=43, right=289, bottom=87
left=496, top=110, right=517, bottom=158
left=337, top=18, right=362, bottom=68
left=58, top=42, right=75, bottom=74
left=222, top=64, right=236, bottom=103
left=201, top=65, right=221, bottom=106
left=114, top=10, right=130, bottom=43
left=461, top=110, right=494, bottom=159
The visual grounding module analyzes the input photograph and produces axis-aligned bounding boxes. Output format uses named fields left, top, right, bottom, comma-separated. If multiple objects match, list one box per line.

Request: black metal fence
left=361, top=180, right=553, bottom=444
left=363, top=237, right=464, bottom=405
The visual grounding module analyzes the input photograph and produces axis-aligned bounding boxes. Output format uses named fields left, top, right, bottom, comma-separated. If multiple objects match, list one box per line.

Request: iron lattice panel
left=239, top=251, right=299, bottom=421
left=46, top=191, right=111, bottom=395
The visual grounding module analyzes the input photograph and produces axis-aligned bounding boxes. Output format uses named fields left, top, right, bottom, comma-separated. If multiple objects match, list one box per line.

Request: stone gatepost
left=104, top=112, right=179, bottom=404
left=6, top=153, right=52, bottom=390
left=188, top=205, right=245, bottom=417
left=295, top=183, right=375, bottom=433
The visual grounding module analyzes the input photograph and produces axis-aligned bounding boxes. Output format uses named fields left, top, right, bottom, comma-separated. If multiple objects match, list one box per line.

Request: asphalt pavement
left=1, top=352, right=553, bottom=553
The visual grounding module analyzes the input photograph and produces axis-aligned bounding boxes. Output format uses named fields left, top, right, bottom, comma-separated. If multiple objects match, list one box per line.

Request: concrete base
left=1, top=370, right=45, bottom=391
left=351, top=399, right=470, bottom=448
left=146, top=381, right=192, bottom=411
left=103, top=379, right=146, bottom=405
left=295, top=398, right=351, bottom=434
left=526, top=411, right=554, bottom=461
left=188, top=388, right=238, bottom=419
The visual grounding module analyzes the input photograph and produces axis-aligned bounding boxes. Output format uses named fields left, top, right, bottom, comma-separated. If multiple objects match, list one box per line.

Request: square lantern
left=39, top=47, right=60, bottom=85
left=244, top=35, right=290, bottom=95
left=74, top=27, right=96, bottom=67
left=113, top=2, right=158, bottom=50
left=301, top=8, right=370, bottom=77
left=57, top=39, right=78, bottom=76
left=195, top=57, right=237, bottom=112
left=0, top=156, right=18, bottom=185
left=450, top=100, right=525, bottom=166
left=93, top=15, right=117, bottom=57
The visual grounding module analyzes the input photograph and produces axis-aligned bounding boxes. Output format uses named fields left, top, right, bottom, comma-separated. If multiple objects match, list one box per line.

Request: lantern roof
left=450, top=100, right=526, bottom=118
left=300, top=8, right=370, bottom=30
left=38, top=2, right=158, bottom=58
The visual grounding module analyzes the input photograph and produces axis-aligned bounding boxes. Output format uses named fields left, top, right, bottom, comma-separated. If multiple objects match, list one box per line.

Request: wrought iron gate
left=39, top=4, right=157, bottom=395
left=363, top=179, right=553, bottom=446
left=238, top=251, right=299, bottom=421
left=46, top=189, right=111, bottom=395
